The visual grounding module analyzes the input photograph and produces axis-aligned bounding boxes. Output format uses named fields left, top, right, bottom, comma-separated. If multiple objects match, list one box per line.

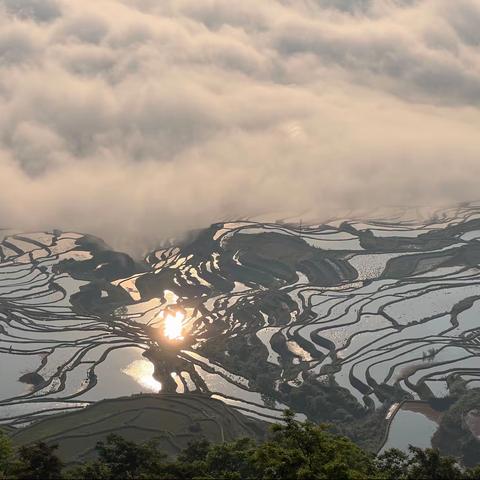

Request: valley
left=1, top=203, right=480, bottom=463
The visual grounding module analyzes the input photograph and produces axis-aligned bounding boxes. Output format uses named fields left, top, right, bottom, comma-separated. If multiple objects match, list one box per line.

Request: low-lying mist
left=2, top=0, right=480, bottom=252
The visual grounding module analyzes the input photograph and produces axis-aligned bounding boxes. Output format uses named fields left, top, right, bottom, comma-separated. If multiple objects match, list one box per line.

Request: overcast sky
left=1, top=0, right=480, bottom=248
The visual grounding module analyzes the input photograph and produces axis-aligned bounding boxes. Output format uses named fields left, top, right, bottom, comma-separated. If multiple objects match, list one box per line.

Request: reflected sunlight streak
left=122, top=359, right=162, bottom=392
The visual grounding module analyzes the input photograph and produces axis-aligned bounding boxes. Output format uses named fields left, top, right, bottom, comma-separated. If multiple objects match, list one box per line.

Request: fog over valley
left=2, top=2, right=480, bottom=474
left=1, top=0, right=480, bottom=247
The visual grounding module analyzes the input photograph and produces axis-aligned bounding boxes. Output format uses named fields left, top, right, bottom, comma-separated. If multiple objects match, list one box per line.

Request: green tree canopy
left=0, top=411, right=479, bottom=480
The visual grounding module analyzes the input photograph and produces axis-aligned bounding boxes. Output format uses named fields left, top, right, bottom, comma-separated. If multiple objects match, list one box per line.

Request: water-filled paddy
left=381, top=405, right=439, bottom=452
left=0, top=204, right=479, bottom=451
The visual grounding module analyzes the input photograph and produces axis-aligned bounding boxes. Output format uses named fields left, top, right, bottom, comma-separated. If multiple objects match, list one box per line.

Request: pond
left=381, top=406, right=439, bottom=453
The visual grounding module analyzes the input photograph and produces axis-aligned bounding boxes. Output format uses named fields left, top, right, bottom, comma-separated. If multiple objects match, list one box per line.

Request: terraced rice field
left=1, top=203, right=480, bottom=449
left=10, top=394, right=266, bottom=464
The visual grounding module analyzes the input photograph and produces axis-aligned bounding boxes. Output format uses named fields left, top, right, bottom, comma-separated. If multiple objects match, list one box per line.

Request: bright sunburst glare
left=164, top=310, right=185, bottom=340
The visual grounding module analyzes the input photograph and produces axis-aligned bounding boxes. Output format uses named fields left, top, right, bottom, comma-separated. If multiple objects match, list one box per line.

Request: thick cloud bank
left=1, top=0, right=480, bottom=248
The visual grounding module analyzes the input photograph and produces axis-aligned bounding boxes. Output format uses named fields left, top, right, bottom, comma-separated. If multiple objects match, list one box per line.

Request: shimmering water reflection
left=122, top=359, right=162, bottom=392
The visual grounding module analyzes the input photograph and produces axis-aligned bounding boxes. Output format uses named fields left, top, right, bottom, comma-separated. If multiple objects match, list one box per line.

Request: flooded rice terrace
left=1, top=204, right=480, bottom=451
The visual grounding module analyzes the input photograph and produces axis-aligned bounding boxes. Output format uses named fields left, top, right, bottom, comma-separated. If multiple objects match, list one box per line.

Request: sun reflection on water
left=164, top=311, right=185, bottom=340
left=122, top=359, right=162, bottom=392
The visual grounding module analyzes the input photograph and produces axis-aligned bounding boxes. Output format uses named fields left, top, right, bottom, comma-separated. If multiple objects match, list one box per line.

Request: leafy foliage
left=15, top=442, right=63, bottom=480
left=1, top=411, right=480, bottom=479
left=0, top=430, right=14, bottom=479
left=432, top=389, right=480, bottom=467
left=68, top=435, right=167, bottom=479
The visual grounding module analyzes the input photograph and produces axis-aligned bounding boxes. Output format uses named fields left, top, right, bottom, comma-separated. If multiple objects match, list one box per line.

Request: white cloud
left=1, top=0, right=480, bottom=250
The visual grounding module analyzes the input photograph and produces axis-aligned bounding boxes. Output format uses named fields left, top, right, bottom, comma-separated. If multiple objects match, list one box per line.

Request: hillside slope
left=9, top=393, right=268, bottom=465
